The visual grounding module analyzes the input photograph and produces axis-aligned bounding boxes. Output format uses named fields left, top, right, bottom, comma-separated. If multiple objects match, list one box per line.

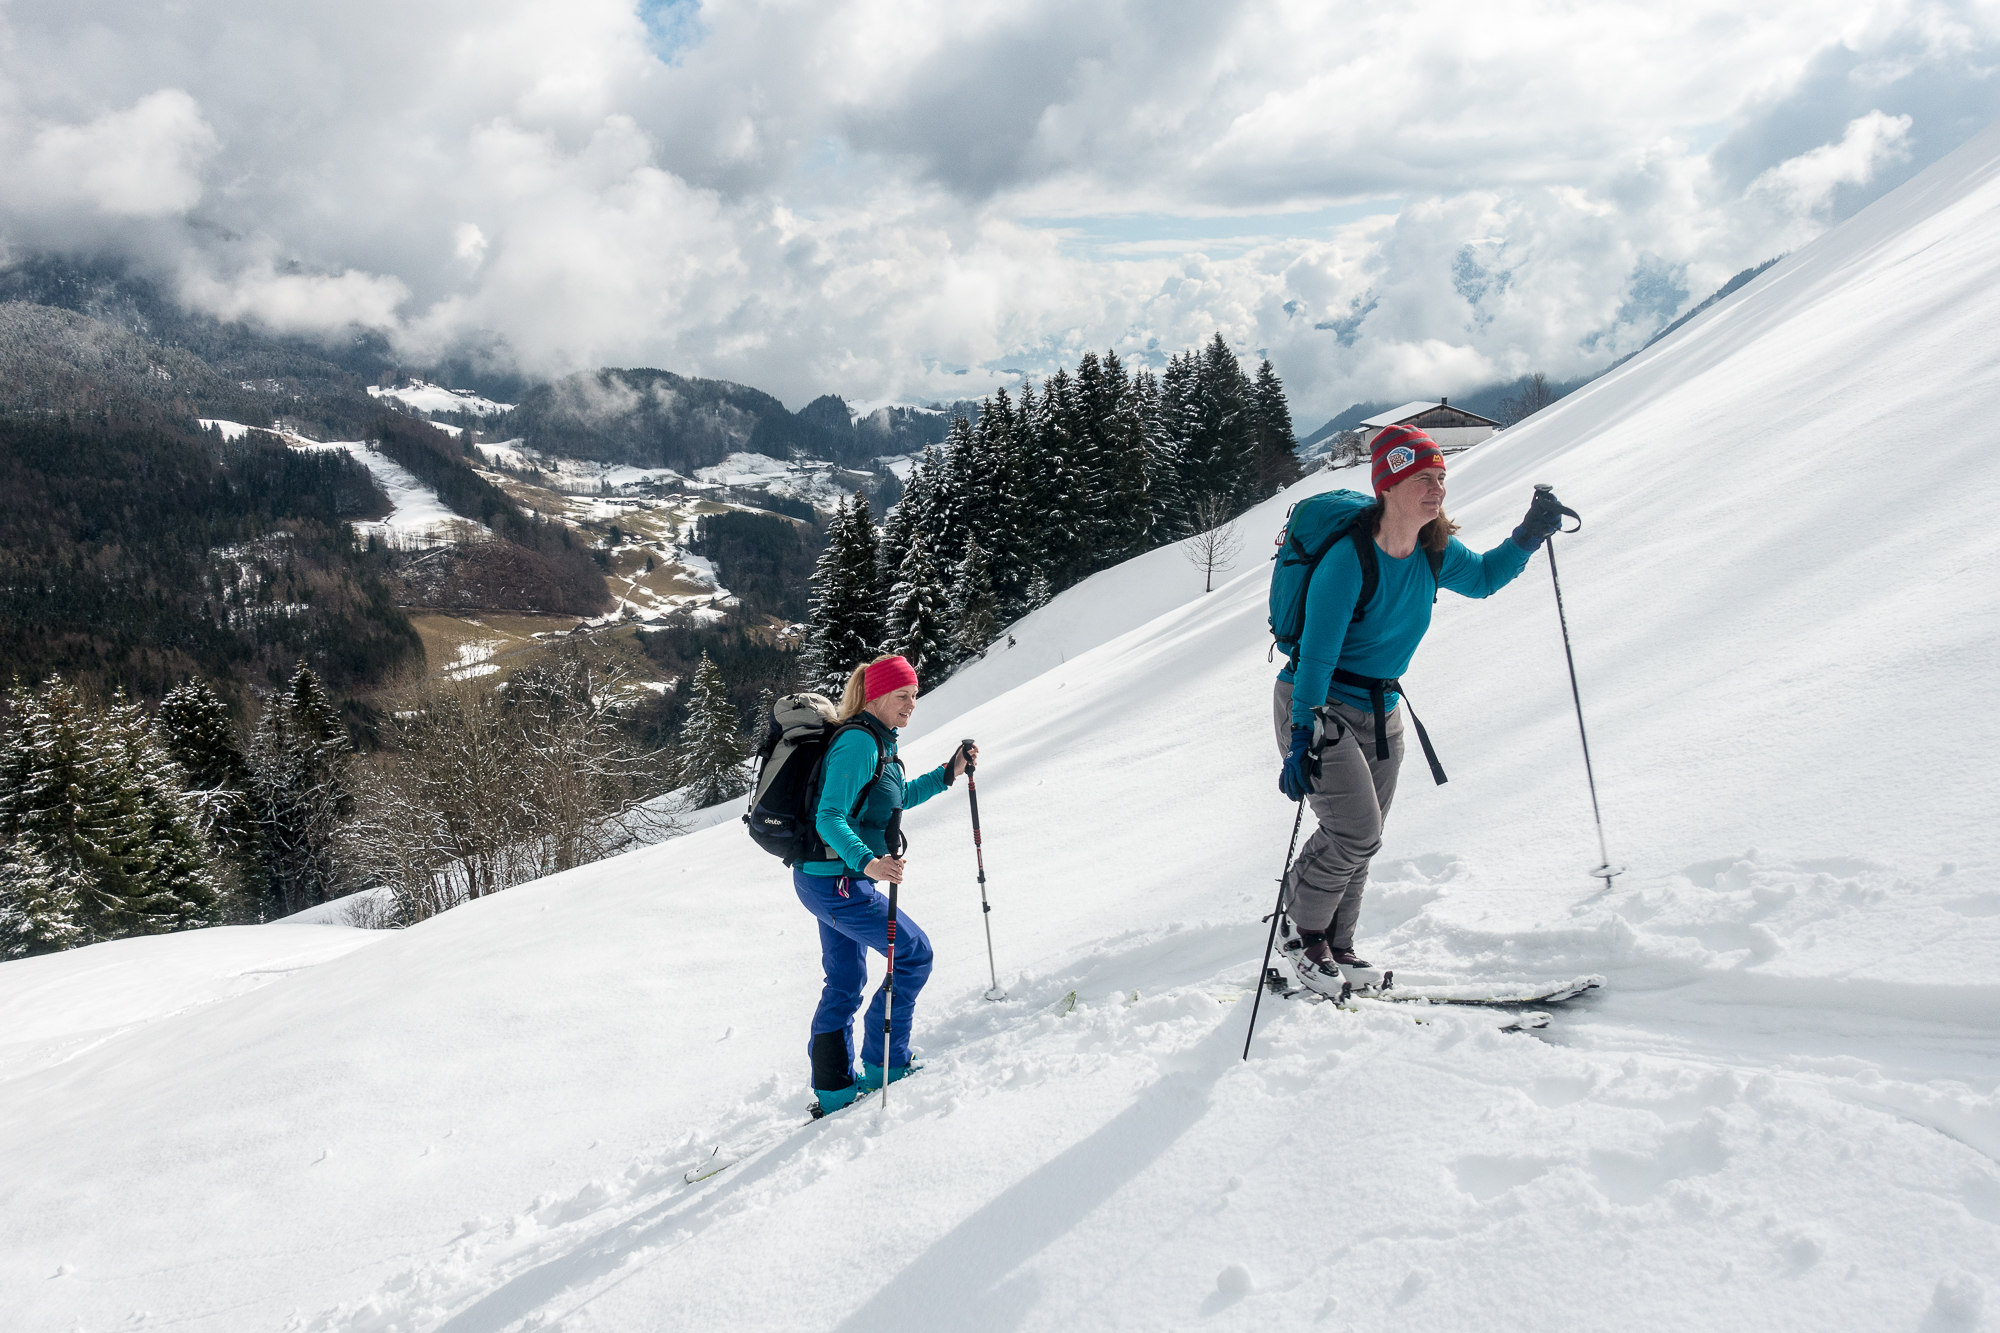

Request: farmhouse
left=1359, top=399, right=1501, bottom=453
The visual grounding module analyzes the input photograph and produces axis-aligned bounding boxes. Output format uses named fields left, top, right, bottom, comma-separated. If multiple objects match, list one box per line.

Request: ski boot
left=1278, top=921, right=1347, bottom=1000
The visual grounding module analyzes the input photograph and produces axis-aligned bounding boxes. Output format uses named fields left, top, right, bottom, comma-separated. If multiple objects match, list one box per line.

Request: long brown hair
left=1368, top=498, right=1460, bottom=552
left=835, top=654, right=902, bottom=722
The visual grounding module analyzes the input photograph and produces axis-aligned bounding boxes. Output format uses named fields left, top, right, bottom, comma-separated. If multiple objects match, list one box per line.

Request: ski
left=1260, top=967, right=1551, bottom=1030
left=1268, top=957, right=1603, bottom=1008
left=1368, top=969, right=1603, bottom=1006
left=684, top=1087, right=878, bottom=1184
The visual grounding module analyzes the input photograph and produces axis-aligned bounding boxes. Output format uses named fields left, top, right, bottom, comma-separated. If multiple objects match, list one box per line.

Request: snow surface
left=8, top=123, right=2000, bottom=1332
left=299, top=440, right=485, bottom=543
left=198, top=423, right=483, bottom=543
left=369, top=381, right=514, bottom=418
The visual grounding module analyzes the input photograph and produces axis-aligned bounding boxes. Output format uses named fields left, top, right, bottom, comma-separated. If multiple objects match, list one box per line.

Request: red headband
left=864, top=656, right=919, bottom=701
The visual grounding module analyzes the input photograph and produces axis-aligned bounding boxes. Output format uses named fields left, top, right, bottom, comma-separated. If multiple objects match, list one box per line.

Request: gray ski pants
left=1271, top=678, right=1405, bottom=948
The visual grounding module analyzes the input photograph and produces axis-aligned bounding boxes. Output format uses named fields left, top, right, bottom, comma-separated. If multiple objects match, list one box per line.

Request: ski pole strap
left=1330, top=669, right=1448, bottom=785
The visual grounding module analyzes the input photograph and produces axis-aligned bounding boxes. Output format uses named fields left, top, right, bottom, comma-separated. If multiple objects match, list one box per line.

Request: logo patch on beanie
left=1386, top=445, right=1415, bottom=471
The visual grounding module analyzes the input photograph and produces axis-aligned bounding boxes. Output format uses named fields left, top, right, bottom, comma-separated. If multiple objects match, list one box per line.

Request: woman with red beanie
left=795, top=653, right=976, bottom=1115
left=1274, top=425, right=1564, bottom=993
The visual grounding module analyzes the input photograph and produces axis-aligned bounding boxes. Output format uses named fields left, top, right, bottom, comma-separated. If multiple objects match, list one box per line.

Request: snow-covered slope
left=369, top=381, right=515, bottom=417
left=9, top=124, right=2000, bottom=1332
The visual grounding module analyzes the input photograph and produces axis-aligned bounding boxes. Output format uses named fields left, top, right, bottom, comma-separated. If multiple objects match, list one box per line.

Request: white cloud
left=0, top=0, right=1996, bottom=422
left=178, top=261, right=411, bottom=336
left=16, top=90, right=217, bottom=217
left=1750, top=109, right=1915, bottom=214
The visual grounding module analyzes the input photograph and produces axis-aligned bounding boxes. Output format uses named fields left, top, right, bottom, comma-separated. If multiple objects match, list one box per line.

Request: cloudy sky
left=2, top=0, right=1997, bottom=424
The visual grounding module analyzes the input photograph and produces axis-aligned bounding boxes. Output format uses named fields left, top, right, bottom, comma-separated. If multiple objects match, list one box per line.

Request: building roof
left=1359, top=400, right=1502, bottom=429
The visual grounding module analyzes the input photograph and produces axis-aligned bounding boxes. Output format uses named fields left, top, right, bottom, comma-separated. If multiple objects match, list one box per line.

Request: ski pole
left=1535, top=484, right=1622, bottom=887
left=1243, top=797, right=1308, bottom=1061
left=961, top=739, right=1005, bottom=1001
left=881, top=807, right=904, bottom=1114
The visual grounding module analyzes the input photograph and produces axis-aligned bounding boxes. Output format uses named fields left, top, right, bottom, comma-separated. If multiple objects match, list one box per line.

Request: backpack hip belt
left=1330, top=668, right=1448, bottom=786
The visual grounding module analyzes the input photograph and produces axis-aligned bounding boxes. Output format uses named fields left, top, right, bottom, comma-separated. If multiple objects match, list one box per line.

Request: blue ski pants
left=792, top=869, right=934, bottom=1084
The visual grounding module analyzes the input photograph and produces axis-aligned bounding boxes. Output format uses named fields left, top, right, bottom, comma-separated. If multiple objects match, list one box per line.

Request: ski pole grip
left=960, top=738, right=977, bottom=776
left=886, top=807, right=905, bottom=859
left=1533, top=483, right=1582, bottom=533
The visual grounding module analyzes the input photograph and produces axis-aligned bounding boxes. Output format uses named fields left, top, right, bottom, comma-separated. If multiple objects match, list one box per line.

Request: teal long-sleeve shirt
left=803, top=716, right=954, bottom=877
left=1281, top=533, right=1531, bottom=730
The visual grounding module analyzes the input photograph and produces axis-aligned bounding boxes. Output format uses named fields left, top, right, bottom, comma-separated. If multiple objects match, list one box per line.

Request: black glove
left=1279, top=724, right=1318, bottom=801
left=1511, top=488, right=1568, bottom=552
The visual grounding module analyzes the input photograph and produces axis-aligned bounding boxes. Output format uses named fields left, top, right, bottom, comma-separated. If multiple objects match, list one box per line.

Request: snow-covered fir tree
left=97, top=693, right=222, bottom=935
left=951, top=540, right=998, bottom=663
left=677, top=653, right=749, bottom=807
left=0, top=676, right=118, bottom=940
left=0, top=837, right=86, bottom=958
left=0, top=676, right=221, bottom=948
left=1025, top=568, right=1052, bottom=612
left=156, top=678, right=258, bottom=872
left=885, top=538, right=955, bottom=686
left=249, top=664, right=353, bottom=918
left=1251, top=358, right=1303, bottom=499
left=804, top=492, right=886, bottom=692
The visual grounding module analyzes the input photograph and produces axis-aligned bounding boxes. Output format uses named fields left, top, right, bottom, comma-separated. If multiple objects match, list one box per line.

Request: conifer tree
left=249, top=664, right=353, bottom=918
left=885, top=538, right=955, bottom=686
left=951, top=539, right=998, bottom=662
left=804, top=491, right=886, bottom=692
left=1025, top=568, right=1052, bottom=612
left=927, top=415, right=975, bottom=576
left=875, top=472, right=923, bottom=608
left=0, top=677, right=120, bottom=941
left=1030, top=368, right=1094, bottom=591
left=1159, top=352, right=1200, bottom=535
left=0, top=838, right=86, bottom=958
left=98, top=694, right=222, bottom=934
left=976, top=389, right=1033, bottom=621
left=156, top=678, right=258, bottom=875
left=1070, top=351, right=1116, bottom=569
left=677, top=653, right=749, bottom=807
left=800, top=497, right=851, bottom=690
left=1139, top=366, right=1188, bottom=543
left=1182, top=333, right=1256, bottom=512
left=745, top=686, right=778, bottom=747
left=1102, top=351, right=1155, bottom=560
left=1250, top=358, right=1303, bottom=498
left=0, top=677, right=221, bottom=946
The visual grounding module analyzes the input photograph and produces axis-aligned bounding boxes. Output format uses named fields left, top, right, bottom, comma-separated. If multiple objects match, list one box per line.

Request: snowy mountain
left=6, top=121, right=2000, bottom=1333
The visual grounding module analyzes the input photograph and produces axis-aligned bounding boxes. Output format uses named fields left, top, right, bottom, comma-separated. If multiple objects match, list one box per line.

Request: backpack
left=742, top=694, right=891, bottom=866
left=1267, top=488, right=1445, bottom=671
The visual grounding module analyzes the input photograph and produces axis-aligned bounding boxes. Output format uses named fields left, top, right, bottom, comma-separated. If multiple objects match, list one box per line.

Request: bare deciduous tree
left=1498, top=372, right=1557, bottom=426
left=1180, top=493, right=1244, bottom=593
left=1324, top=429, right=1367, bottom=470
left=341, top=649, right=680, bottom=925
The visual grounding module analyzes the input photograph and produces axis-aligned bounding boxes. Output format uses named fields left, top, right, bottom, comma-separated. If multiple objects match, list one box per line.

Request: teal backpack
left=1266, top=489, right=1443, bottom=671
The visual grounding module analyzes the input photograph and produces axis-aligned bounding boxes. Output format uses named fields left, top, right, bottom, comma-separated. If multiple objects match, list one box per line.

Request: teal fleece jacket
left=1281, top=533, right=1530, bottom=730
left=803, top=715, right=954, bottom=877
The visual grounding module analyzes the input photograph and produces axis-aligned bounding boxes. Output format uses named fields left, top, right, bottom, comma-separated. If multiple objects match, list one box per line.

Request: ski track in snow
left=12, top=118, right=2000, bottom=1333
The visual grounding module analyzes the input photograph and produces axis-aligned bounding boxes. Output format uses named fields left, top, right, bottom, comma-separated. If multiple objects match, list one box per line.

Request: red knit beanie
left=863, top=655, right=919, bottom=700
left=1369, top=424, right=1447, bottom=495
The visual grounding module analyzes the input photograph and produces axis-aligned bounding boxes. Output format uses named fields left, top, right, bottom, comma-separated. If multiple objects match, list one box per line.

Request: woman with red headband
left=795, top=653, right=976, bottom=1116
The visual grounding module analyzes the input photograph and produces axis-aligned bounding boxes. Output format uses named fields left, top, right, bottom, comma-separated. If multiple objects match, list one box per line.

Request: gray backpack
left=742, top=693, right=888, bottom=865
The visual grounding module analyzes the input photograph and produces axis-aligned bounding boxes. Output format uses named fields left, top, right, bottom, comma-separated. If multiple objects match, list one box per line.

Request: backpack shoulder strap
left=1425, top=545, right=1444, bottom=604
left=827, top=720, right=889, bottom=818
left=1347, top=525, right=1381, bottom=623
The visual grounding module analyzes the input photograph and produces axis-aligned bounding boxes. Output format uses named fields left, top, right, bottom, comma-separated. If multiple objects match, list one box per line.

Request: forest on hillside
left=801, top=334, right=1299, bottom=693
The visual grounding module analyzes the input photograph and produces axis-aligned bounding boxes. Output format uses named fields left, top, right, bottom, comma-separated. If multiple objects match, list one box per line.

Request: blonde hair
left=835, top=654, right=902, bottom=721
